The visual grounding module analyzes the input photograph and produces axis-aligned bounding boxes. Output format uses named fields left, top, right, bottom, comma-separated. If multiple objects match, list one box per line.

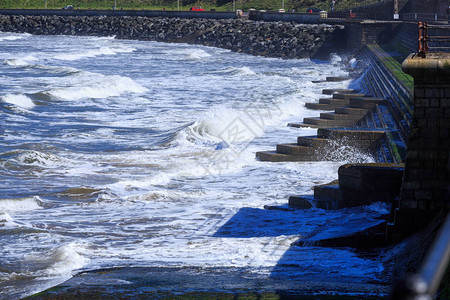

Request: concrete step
left=303, top=117, right=357, bottom=128
left=319, top=98, right=350, bottom=106
left=326, top=76, right=352, bottom=82
left=256, top=151, right=319, bottom=162
left=320, top=112, right=364, bottom=121
left=317, top=128, right=386, bottom=140
left=349, top=97, right=387, bottom=109
left=332, top=93, right=366, bottom=99
left=287, top=122, right=319, bottom=129
left=289, top=195, right=338, bottom=210
left=276, top=143, right=315, bottom=155
left=334, top=107, right=370, bottom=116
left=338, top=163, right=404, bottom=190
left=322, top=89, right=358, bottom=95
left=305, top=102, right=337, bottom=111
left=297, top=136, right=328, bottom=147
left=313, top=184, right=342, bottom=202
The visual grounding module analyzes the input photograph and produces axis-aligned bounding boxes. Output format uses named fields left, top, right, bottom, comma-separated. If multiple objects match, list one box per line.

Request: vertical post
left=178, top=0, right=180, bottom=11
left=233, top=0, right=235, bottom=12
left=394, top=0, right=399, bottom=19
left=45, top=0, right=47, bottom=9
left=418, top=22, right=429, bottom=58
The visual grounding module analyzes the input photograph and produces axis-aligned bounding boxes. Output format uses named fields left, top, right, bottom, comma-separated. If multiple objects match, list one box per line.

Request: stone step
left=334, top=107, right=370, bottom=116
left=256, top=151, right=319, bottom=162
left=338, top=163, right=404, bottom=190
left=326, top=76, right=352, bottom=82
left=320, top=112, right=364, bottom=121
left=322, top=89, right=358, bottom=95
left=332, top=93, right=366, bottom=99
left=315, top=184, right=401, bottom=208
left=276, top=143, right=315, bottom=155
left=319, top=98, right=350, bottom=106
left=313, top=184, right=342, bottom=202
left=289, top=195, right=338, bottom=210
left=297, top=136, right=328, bottom=147
left=349, top=97, right=387, bottom=109
left=287, top=122, right=319, bottom=129
left=305, top=102, right=337, bottom=111
left=317, top=128, right=386, bottom=140
left=303, top=117, right=357, bottom=128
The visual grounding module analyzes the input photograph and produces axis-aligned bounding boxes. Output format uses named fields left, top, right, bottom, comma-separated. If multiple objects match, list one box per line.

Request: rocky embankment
left=0, top=15, right=343, bottom=59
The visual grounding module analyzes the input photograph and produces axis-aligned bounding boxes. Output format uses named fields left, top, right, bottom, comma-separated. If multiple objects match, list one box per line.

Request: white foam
left=0, top=35, right=24, bottom=42
left=43, top=243, right=89, bottom=277
left=0, top=212, right=17, bottom=227
left=15, top=151, right=61, bottom=167
left=330, top=53, right=343, bottom=64
left=188, top=49, right=212, bottom=60
left=4, top=55, right=38, bottom=67
left=217, top=66, right=257, bottom=76
left=0, top=197, right=43, bottom=213
left=54, top=46, right=135, bottom=61
left=46, top=75, right=147, bottom=101
left=0, top=94, right=35, bottom=109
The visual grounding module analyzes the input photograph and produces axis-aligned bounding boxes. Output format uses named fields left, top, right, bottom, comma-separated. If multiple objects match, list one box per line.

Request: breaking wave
left=43, top=75, right=147, bottom=101
left=0, top=94, right=35, bottom=109
left=53, top=45, right=136, bottom=61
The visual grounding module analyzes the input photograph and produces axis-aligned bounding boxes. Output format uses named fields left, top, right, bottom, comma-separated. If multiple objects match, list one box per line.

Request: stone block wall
left=398, top=53, right=450, bottom=232
left=345, top=21, right=395, bottom=52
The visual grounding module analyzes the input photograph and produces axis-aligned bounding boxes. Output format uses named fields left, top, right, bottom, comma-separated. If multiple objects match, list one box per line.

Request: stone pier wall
left=398, top=54, right=450, bottom=232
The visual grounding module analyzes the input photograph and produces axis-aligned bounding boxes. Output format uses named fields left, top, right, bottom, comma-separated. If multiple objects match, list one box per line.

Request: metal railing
left=417, top=22, right=450, bottom=57
left=403, top=13, right=449, bottom=22
left=390, top=213, right=450, bottom=299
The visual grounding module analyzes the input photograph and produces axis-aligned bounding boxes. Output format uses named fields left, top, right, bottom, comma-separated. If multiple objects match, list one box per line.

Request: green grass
left=0, top=0, right=390, bottom=13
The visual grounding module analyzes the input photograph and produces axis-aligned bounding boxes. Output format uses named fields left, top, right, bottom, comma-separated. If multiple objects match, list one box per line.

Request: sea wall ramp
left=0, top=14, right=343, bottom=59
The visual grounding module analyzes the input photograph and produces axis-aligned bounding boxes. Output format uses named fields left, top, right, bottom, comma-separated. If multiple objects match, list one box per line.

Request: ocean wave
left=3, top=58, right=82, bottom=76
left=53, top=45, right=136, bottom=61
left=0, top=150, right=62, bottom=170
left=41, top=243, right=89, bottom=277
left=0, top=35, right=25, bottom=42
left=187, top=49, right=212, bottom=60
left=44, top=75, right=147, bottom=101
left=0, top=212, right=18, bottom=227
left=210, top=66, right=256, bottom=76
left=0, top=94, right=35, bottom=109
left=0, top=197, right=43, bottom=213
left=3, top=55, right=38, bottom=67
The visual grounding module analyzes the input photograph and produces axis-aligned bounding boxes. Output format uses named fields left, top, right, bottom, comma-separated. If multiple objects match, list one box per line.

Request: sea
left=0, top=31, right=391, bottom=298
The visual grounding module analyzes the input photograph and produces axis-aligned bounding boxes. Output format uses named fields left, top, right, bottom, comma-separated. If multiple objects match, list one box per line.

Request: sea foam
left=0, top=94, right=35, bottom=109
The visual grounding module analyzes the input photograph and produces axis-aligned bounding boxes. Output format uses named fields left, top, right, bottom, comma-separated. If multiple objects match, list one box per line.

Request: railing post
left=418, top=22, right=429, bottom=58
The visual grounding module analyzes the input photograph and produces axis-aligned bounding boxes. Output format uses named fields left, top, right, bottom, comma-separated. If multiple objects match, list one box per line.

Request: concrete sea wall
left=0, top=14, right=343, bottom=59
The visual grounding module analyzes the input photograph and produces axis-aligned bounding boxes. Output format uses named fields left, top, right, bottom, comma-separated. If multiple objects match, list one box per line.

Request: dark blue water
left=0, top=32, right=388, bottom=299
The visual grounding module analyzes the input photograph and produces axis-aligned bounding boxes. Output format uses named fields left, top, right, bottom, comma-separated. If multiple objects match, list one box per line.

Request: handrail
left=390, top=213, right=450, bottom=299
left=417, top=22, right=450, bottom=57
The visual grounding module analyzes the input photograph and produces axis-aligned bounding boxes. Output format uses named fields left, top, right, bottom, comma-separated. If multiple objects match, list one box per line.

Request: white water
left=0, top=31, right=387, bottom=299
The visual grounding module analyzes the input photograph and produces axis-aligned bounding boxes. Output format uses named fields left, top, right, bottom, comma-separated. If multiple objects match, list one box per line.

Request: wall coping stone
left=402, top=53, right=450, bottom=82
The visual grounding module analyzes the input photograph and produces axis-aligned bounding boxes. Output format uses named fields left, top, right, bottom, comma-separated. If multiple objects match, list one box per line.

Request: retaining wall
left=249, top=11, right=320, bottom=23
left=358, top=44, right=414, bottom=162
